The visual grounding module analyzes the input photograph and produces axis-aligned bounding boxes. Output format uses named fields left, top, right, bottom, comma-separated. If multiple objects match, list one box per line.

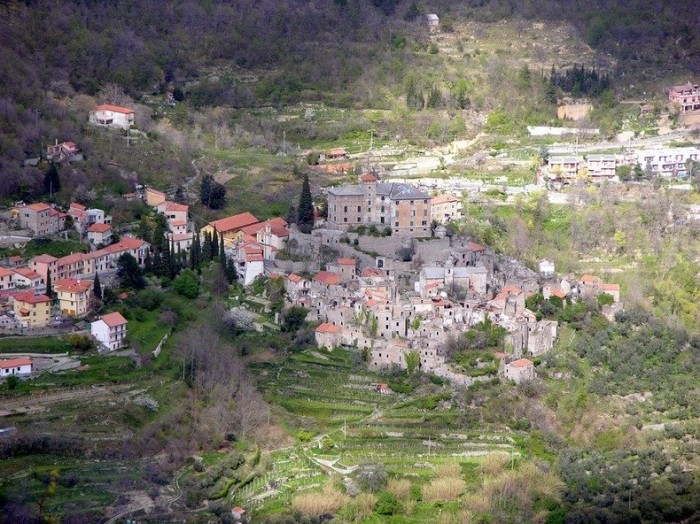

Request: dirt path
left=0, top=384, right=133, bottom=414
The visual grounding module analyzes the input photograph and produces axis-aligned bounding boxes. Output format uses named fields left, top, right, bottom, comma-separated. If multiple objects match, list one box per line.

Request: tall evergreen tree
left=45, top=269, right=53, bottom=299
left=219, top=236, right=226, bottom=267
left=201, top=231, right=212, bottom=263
left=93, top=272, right=102, bottom=300
left=43, top=163, right=61, bottom=197
left=297, top=174, right=314, bottom=233
left=212, top=230, right=219, bottom=258
left=200, top=174, right=212, bottom=207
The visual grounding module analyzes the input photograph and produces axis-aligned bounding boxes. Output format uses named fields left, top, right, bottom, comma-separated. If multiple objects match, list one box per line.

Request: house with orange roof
left=326, top=257, right=357, bottom=281
left=29, top=254, right=58, bottom=285
left=240, top=217, right=289, bottom=259
left=54, top=278, right=93, bottom=317
left=19, top=203, right=65, bottom=236
left=285, top=273, right=310, bottom=299
left=312, top=271, right=342, bottom=289
left=167, top=219, right=193, bottom=253
left=430, top=194, right=462, bottom=224
left=89, top=104, right=135, bottom=129
left=87, top=223, right=112, bottom=248
left=13, top=291, right=52, bottom=328
left=157, top=201, right=189, bottom=223
left=0, top=357, right=33, bottom=376
left=502, top=357, right=535, bottom=384
left=601, top=283, right=620, bottom=303
left=145, top=187, right=167, bottom=207
left=55, top=252, right=88, bottom=280
left=91, top=311, right=128, bottom=351
left=326, top=147, right=348, bottom=160
left=315, top=322, right=341, bottom=348
left=85, top=237, right=149, bottom=275
left=12, top=267, right=42, bottom=289
left=236, top=242, right=265, bottom=286
left=0, top=268, right=15, bottom=292
left=46, top=140, right=81, bottom=163
left=200, top=212, right=260, bottom=246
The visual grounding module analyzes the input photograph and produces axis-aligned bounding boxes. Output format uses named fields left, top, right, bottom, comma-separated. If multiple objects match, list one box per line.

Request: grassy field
left=0, top=335, right=72, bottom=354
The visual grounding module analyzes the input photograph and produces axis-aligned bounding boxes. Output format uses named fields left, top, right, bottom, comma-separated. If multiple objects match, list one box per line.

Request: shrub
left=347, top=493, right=376, bottom=520
left=173, top=270, right=199, bottom=299
left=375, top=491, right=400, bottom=515
left=66, top=334, right=96, bottom=353
left=422, top=477, right=466, bottom=503
left=479, top=454, right=509, bottom=478
left=292, top=479, right=349, bottom=515
left=6, top=375, right=19, bottom=390
left=387, top=479, right=411, bottom=500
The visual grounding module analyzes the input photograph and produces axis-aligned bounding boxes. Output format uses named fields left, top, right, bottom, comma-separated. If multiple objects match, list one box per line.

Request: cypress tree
left=43, top=163, right=61, bottom=197
left=93, top=272, right=102, bottom=299
left=297, top=173, right=314, bottom=233
left=219, top=236, right=226, bottom=267
left=45, top=269, right=53, bottom=299
left=212, top=230, right=219, bottom=258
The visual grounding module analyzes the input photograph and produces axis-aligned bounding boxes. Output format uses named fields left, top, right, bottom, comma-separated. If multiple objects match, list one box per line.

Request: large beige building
left=54, top=278, right=93, bottom=318
left=13, top=291, right=52, bottom=328
left=326, top=175, right=431, bottom=237
left=19, top=203, right=65, bottom=236
left=430, top=194, right=462, bottom=224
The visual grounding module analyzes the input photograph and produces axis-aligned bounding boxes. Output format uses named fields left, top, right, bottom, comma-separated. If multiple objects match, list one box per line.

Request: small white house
left=0, top=357, right=33, bottom=376
left=89, top=104, right=135, bottom=129
left=91, top=311, right=128, bottom=351
left=539, top=259, right=555, bottom=278
left=87, top=223, right=112, bottom=247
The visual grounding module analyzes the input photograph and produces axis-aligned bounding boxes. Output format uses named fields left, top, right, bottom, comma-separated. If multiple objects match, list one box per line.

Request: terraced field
left=243, top=347, right=519, bottom=517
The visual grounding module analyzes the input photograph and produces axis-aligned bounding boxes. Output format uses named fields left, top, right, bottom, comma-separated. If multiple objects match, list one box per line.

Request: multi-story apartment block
left=54, top=278, right=93, bottom=318
left=326, top=175, right=431, bottom=237
left=0, top=268, right=15, bottom=291
left=13, top=291, right=52, bottom=328
left=91, top=312, right=128, bottom=351
left=636, top=147, right=700, bottom=177
left=546, top=156, right=583, bottom=181
left=667, top=82, right=700, bottom=113
left=586, top=154, right=625, bottom=181
left=19, top=203, right=65, bottom=236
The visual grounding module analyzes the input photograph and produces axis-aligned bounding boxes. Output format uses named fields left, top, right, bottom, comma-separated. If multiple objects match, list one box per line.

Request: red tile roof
left=509, top=358, right=534, bottom=368
left=0, top=268, right=13, bottom=278
left=12, top=267, right=41, bottom=280
left=160, top=201, right=189, bottom=212
left=54, top=278, right=92, bottom=294
left=287, top=273, right=304, bottom=283
left=551, top=289, right=567, bottom=299
left=431, top=194, right=460, bottom=205
left=0, top=357, right=32, bottom=369
left=25, top=203, right=51, bottom=212
left=209, top=212, right=259, bottom=234
left=361, top=267, right=384, bottom=278
left=315, top=323, right=341, bottom=334
left=99, top=311, right=127, bottom=327
left=87, top=237, right=146, bottom=259
left=602, top=283, right=619, bottom=291
left=501, top=284, right=521, bottom=294
left=360, top=174, right=378, bottom=182
left=31, top=254, right=58, bottom=264
left=580, top=274, right=601, bottom=284
left=14, top=291, right=51, bottom=304
left=87, top=223, right=112, bottom=233
left=328, top=147, right=347, bottom=156
left=468, top=241, right=486, bottom=252
left=70, top=202, right=86, bottom=211
left=57, top=252, right=86, bottom=266
left=336, top=257, right=356, bottom=266
left=94, top=104, right=134, bottom=114
left=314, top=271, right=342, bottom=285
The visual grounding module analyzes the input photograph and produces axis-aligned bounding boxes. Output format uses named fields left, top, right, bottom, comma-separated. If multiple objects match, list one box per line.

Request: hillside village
left=1, top=127, right=624, bottom=388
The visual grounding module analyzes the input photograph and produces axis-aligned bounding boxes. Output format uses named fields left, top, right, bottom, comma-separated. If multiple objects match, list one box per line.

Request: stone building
left=326, top=175, right=431, bottom=237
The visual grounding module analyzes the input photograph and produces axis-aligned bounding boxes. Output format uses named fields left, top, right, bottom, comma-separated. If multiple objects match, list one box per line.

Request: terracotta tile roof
left=0, top=357, right=32, bottom=369
left=509, top=358, right=534, bottom=368
left=171, top=233, right=192, bottom=242
left=602, top=283, right=620, bottom=291
left=580, top=274, right=600, bottom=284
left=210, top=212, right=259, bottom=234
left=169, top=219, right=186, bottom=227
left=360, top=174, right=378, bottom=182
left=494, top=352, right=508, bottom=360
left=54, top=278, right=92, bottom=293
left=431, top=194, right=460, bottom=205
left=246, top=253, right=264, bottom=262
left=0, top=268, right=13, bottom=278
left=287, top=273, right=304, bottom=283
left=502, top=284, right=521, bottom=294
left=9, top=256, right=23, bottom=262
left=94, top=104, right=134, bottom=114
left=14, top=291, right=51, bottom=304
left=99, top=311, right=127, bottom=327
left=314, top=271, right=342, bottom=285
left=12, top=267, right=41, bottom=280
left=467, top=241, right=486, bottom=252
left=87, top=237, right=146, bottom=259
left=87, top=223, right=111, bottom=233
left=70, top=202, right=86, bottom=211
left=315, top=323, right=341, bottom=334
left=25, top=203, right=51, bottom=212
left=57, top=252, right=86, bottom=266
left=160, top=201, right=189, bottom=212
left=551, top=289, right=567, bottom=299
left=31, top=254, right=58, bottom=264
left=146, top=187, right=166, bottom=197
left=328, top=147, right=347, bottom=156
left=361, top=267, right=384, bottom=278
left=336, top=257, right=356, bottom=266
